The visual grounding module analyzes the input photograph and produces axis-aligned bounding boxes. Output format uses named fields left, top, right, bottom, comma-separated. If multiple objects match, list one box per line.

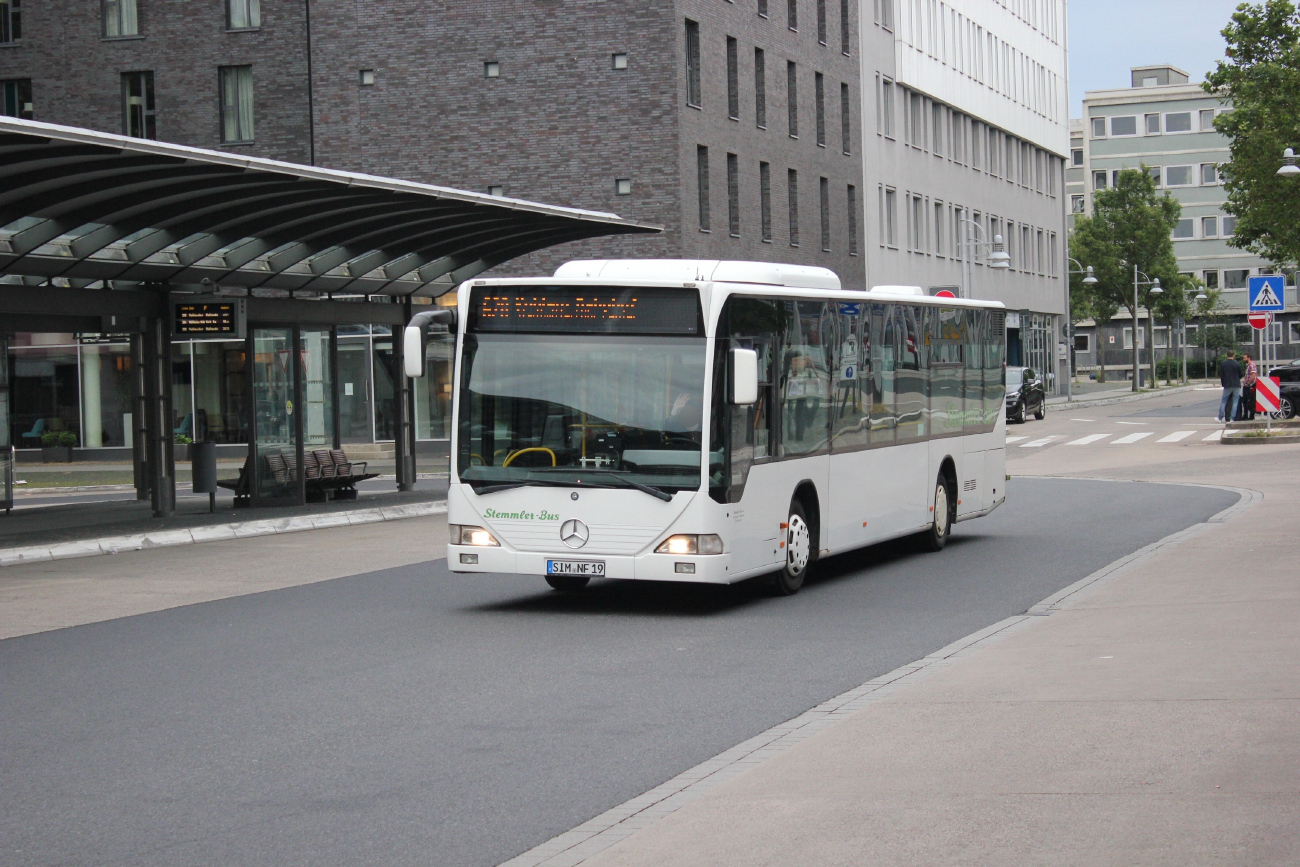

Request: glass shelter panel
left=300, top=328, right=334, bottom=449
left=252, top=328, right=295, bottom=499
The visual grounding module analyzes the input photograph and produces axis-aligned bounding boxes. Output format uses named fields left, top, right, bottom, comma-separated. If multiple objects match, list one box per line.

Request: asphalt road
left=0, top=477, right=1238, bottom=867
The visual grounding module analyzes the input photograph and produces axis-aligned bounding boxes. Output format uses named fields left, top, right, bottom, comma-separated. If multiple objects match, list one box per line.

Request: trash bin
left=191, top=441, right=217, bottom=512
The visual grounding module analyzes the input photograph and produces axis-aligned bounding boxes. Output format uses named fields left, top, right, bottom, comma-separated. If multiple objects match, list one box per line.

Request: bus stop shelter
left=0, top=117, right=657, bottom=516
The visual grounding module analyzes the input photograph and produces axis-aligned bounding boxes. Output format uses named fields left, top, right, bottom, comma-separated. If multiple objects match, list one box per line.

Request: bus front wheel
left=545, top=575, right=591, bottom=592
left=917, top=474, right=952, bottom=553
left=772, top=499, right=812, bottom=596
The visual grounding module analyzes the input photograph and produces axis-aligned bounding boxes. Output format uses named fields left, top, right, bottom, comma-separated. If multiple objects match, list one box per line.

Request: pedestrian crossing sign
left=1248, top=275, right=1284, bottom=311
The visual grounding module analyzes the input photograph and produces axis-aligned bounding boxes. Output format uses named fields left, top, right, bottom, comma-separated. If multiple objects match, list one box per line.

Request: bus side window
left=779, top=300, right=832, bottom=457
left=723, top=297, right=782, bottom=500
left=831, top=306, right=869, bottom=450
left=985, top=311, right=1006, bottom=426
left=963, top=309, right=985, bottom=433
left=870, top=303, right=897, bottom=446
left=895, top=304, right=927, bottom=442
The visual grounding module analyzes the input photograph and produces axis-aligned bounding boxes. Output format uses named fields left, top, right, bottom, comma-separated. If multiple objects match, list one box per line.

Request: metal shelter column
left=143, top=297, right=176, bottom=517
left=130, top=333, right=149, bottom=501
left=394, top=297, right=417, bottom=491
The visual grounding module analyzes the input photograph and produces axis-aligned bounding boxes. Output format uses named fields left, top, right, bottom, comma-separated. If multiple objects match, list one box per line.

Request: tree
left=1068, top=168, right=1192, bottom=390
left=1204, top=0, right=1300, bottom=271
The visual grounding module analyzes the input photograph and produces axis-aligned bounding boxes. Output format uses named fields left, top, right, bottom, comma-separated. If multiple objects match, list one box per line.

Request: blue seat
left=174, top=414, right=193, bottom=437
left=20, top=418, right=45, bottom=442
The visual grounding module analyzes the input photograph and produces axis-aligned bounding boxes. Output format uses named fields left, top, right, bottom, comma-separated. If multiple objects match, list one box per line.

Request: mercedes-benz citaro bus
left=406, top=259, right=1007, bottom=596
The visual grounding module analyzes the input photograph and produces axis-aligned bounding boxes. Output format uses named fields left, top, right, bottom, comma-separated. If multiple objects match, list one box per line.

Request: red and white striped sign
left=1256, top=376, right=1281, bottom=414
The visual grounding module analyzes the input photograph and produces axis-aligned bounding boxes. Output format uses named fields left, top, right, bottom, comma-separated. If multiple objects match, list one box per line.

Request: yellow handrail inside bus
left=502, top=447, right=557, bottom=467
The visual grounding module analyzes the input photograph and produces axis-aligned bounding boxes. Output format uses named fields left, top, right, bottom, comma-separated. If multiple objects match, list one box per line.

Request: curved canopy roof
left=0, top=118, right=659, bottom=297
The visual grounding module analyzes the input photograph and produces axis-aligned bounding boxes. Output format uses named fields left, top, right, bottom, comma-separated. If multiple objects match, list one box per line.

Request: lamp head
left=1195, top=290, right=1208, bottom=302
left=987, top=234, right=1011, bottom=269
left=1082, top=265, right=1098, bottom=285
left=1149, top=279, right=1163, bottom=295
left=1280, top=147, right=1300, bottom=177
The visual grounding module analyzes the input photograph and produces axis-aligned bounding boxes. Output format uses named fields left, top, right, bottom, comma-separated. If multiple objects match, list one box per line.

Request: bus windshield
left=457, top=333, right=709, bottom=493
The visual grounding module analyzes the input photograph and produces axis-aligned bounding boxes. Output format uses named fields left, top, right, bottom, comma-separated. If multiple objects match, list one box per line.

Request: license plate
left=547, top=559, right=605, bottom=577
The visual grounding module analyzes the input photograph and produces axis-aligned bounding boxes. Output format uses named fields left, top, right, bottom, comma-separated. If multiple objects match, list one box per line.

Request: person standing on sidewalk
left=1218, top=351, right=1242, bottom=423
left=1239, top=353, right=1258, bottom=421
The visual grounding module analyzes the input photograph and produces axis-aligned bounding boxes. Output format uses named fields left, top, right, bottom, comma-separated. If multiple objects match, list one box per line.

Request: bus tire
left=917, top=474, right=953, bottom=553
left=772, top=499, right=812, bottom=595
left=545, top=574, right=591, bottom=592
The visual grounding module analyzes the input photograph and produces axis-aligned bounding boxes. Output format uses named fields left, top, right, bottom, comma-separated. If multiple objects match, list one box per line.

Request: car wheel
left=1033, top=399, right=1045, bottom=420
left=1281, top=396, right=1296, bottom=420
left=545, top=574, right=591, bottom=592
left=916, top=474, right=953, bottom=553
left=772, top=499, right=811, bottom=596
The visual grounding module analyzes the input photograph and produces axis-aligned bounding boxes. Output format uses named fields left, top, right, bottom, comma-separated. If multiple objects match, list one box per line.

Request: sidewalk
left=532, top=448, right=1299, bottom=865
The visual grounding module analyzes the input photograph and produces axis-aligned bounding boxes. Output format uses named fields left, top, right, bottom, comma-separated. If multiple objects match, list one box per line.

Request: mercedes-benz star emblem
left=560, top=519, right=590, bottom=549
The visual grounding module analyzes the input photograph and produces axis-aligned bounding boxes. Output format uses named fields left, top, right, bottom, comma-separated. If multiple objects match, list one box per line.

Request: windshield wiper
left=472, top=471, right=674, bottom=502
left=473, top=482, right=528, bottom=495
left=572, top=470, right=674, bottom=502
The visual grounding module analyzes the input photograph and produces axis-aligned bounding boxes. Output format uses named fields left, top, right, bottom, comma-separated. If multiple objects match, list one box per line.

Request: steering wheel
left=662, top=433, right=700, bottom=448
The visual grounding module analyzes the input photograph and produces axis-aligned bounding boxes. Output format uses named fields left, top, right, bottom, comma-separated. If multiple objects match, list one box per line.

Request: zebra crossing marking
left=1067, top=434, right=1110, bottom=445
left=1005, top=436, right=1029, bottom=444
left=1202, top=430, right=1223, bottom=442
left=1156, top=430, right=1196, bottom=443
left=1021, top=436, right=1059, bottom=448
left=1112, top=432, right=1154, bottom=444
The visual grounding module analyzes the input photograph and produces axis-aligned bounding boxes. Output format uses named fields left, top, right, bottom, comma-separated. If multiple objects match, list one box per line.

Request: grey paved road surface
left=0, top=478, right=1236, bottom=867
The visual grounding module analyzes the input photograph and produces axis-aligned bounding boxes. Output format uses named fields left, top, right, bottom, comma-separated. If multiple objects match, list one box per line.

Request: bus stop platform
left=0, top=479, right=448, bottom=566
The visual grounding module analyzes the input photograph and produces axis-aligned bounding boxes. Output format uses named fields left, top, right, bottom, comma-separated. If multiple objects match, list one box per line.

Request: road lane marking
left=1067, top=434, right=1111, bottom=445
left=1005, top=436, right=1029, bottom=443
left=1156, top=431, right=1196, bottom=443
left=1021, top=436, right=1059, bottom=448
left=1202, top=430, right=1223, bottom=442
left=1069, top=418, right=1096, bottom=422
left=1115, top=421, right=1147, bottom=425
left=1112, top=432, right=1154, bottom=444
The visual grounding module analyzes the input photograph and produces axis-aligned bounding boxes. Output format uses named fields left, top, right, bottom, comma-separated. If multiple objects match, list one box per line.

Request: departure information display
left=469, top=286, right=701, bottom=335
left=173, top=299, right=246, bottom=338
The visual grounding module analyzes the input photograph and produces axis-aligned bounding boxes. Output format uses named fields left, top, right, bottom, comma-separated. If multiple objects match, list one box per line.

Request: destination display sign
left=173, top=299, right=246, bottom=338
left=469, top=286, right=702, bottom=335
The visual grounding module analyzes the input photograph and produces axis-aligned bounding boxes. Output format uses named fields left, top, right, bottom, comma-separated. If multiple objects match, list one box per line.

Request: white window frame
left=1092, top=170, right=1106, bottom=190
left=1091, top=117, right=1105, bottom=138
left=1289, top=321, right=1300, bottom=344
left=1201, top=163, right=1219, bottom=185
left=1109, top=115, right=1138, bottom=137
left=1201, top=216, right=1217, bottom=238
left=1144, top=113, right=1160, bottom=135
left=1070, top=194, right=1085, bottom=214
left=1165, top=165, right=1195, bottom=187
left=1172, top=218, right=1194, bottom=240
left=1073, top=333, right=1091, bottom=353
left=1153, top=326, right=1169, bottom=349
left=1163, top=111, right=1193, bottom=134
left=104, top=0, right=139, bottom=37
left=1199, top=108, right=1216, bottom=131
left=1122, top=327, right=1145, bottom=350
left=227, top=0, right=260, bottom=31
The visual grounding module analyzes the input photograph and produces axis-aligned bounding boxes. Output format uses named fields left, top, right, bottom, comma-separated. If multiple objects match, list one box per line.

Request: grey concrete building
left=1071, top=65, right=1298, bottom=377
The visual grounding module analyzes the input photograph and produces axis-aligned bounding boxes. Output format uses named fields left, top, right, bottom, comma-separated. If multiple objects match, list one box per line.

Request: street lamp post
left=957, top=210, right=1011, bottom=300
left=1132, top=267, right=1161, bottom=392
left=1183, top=286, right=1208, bottom=383
left=1065, top=258, right=1097, bottom=402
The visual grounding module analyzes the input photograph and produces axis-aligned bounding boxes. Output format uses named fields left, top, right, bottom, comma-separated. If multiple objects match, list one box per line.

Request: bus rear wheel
left=917, top=475, right=952, bottom=553
left=545, top=574, right=591, bottom=592
left=772, top=499, right=812, bottom=596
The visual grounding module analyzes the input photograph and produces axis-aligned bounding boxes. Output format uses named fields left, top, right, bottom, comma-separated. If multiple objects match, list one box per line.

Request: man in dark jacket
left=1218, top=351, right=1243, bottom=423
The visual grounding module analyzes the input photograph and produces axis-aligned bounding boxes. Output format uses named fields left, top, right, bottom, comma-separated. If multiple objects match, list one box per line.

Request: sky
left=1067, top=0, right=1244, bottom=117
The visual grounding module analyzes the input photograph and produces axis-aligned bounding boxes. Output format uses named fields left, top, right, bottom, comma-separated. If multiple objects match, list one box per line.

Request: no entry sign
left=1248, top=311, right=1272, bottom=331
left=1256, top=376, right=1281, bottom=415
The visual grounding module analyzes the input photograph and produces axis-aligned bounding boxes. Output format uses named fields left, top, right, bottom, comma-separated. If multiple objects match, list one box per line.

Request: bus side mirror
left=402, top=308, right=457, bottom=379
left=730, top=348, right=759, bottom=405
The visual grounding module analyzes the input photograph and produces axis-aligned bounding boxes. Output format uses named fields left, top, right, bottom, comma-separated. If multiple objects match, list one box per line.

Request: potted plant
left=40, top=430, right=77, bottom=463
left=174, top=432, right=193, bottom=460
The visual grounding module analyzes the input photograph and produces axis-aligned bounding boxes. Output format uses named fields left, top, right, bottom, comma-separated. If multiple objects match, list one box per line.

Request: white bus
left=408, top=260, right=1007, bottom=595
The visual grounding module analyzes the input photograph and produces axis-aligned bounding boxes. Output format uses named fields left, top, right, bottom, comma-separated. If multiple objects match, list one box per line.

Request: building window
left=878, top=0, right=893, bottom=30
left=933, top=200, right=945, bottom=256
left=847, top=184, right=858, bottom=255
left=883, top=187, right=897, bottom=247
left=1200, top=109, right=1216, bottom=131
left=1071, top=194, right=1085, bottom=214
left=1110, top=116, right=1137, bottom=137
left=1165, top=165, right=1193, bottom=186
left=728, top=153, right=741, bottom=237
left=817, top=0, right=827, bottom=43
left=1165, top=111, right=1192, bottom=133
left=814, top=72, right=825, bottom=146
left=788, top=169, right=799, bottom=246
left=760, top=161, right=773, bottom=242
left=1223, top=215, right=1238, bottom=236
left=1224, top=268, right=1249, bottom=289
left=697, top=145, right=710, bottom=231
left=1, top=78, right=32, bottom=119
left=909, top=194, right=924, bottom=253
left=758, top=0, right=768, bottom=16
left=219, top=65, right=254, bottom=144
left=487, top=185, right=504, bottom=196
left=880, top=77, right=895, bottom=138
left=1145, top=113, right=1161, bottom=135
left=122, top=71, right=155, bottom=139
left=1071, top=147, right=1083, bottom=166
left=1074, top=334, right=1091, bottom=352
left=1200, top=216, right=1216, bottom=237
left=227, top=0, right=260, bottom=30
left=685, top=20, right=702, bottom=107
left=841, top=82, right=851, bottom=154
left=787, top=61, right=798, bottom=138
left=359, top=69, right=376, bottom=86
left=788, top=0, right=798, bottom=31
left=754, top=48, right=767, bottom=128
left=614, top=178, right=632, bottom=195
left=1093, top=170, right=1106, bottom=190
left=932, top=102, right=943, bottom=157
left=0, top=0, right=20, bottom=43
left=726, top=37, right=739, bottom=119
left=104, top=0, right=138, bottom=37
left=483, top=61, right=500, bottom=78
left=1201, top=163, right=1219, bottom=185
left=840, top=0, right=851, bottom=53
left=820, top=176, right=830, bottom=251
left=1091, top=117, right=1105, bottom=138
left=612, top=53, right=628, bottom=70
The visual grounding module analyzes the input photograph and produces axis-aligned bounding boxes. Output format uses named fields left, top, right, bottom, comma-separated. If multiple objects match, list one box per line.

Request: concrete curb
left=1046, top=383, right=1205, bottom=412
left=0, top=501, right=448, bottom=568
left=1221, top=433, right=1300, bottom=444
left=496, top=480, right=1260, bottom=867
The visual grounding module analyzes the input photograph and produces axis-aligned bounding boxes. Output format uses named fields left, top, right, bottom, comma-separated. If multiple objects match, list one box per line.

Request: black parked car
left=1272, top=360, right=1300, bottom=419
left=1005, top=366, right=1046, bottom=423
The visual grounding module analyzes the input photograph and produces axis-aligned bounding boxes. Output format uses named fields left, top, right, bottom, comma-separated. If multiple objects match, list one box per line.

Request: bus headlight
left=451, top=524, right=499, bottom=547
left=655, top=534, right=723, bottom=555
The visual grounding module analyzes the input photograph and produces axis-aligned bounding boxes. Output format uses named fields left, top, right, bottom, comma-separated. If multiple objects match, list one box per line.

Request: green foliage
left=41, top=431, right=77, bottom=448
left=174, top=433, right=193, bottom=445
left=1203, top=0, right=1300, bottom=270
